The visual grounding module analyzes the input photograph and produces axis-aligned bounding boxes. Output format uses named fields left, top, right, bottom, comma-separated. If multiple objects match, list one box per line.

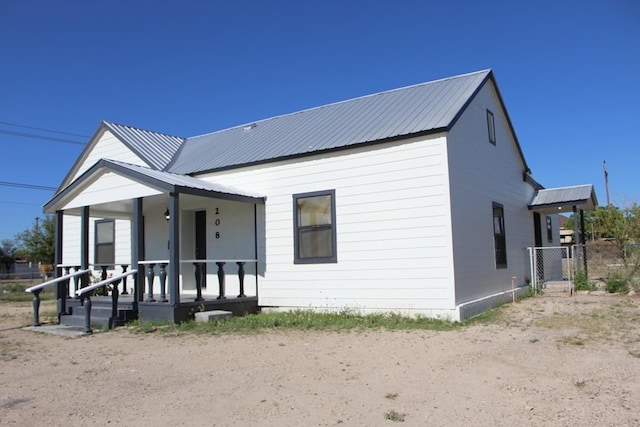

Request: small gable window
left=293, top=190, right=337, bottom=264
left=487, top=109, right=496, bottom=145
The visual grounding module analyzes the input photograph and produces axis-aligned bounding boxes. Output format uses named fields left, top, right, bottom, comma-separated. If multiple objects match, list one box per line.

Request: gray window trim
left=492, top=202, right=507, bottom=268
left=94, top=218, right=115, bottom=268
left=487, top=109, right=496, bottom=145
left=293, top=189, right=337, bottom=264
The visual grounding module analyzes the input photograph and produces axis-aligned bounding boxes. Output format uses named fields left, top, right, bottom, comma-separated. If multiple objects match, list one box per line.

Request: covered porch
left=43, top=159, right=265, bottom=324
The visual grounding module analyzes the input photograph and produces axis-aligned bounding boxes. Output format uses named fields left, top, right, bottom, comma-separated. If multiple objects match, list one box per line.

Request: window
left=95, top=219, right=115, bottom=267
left=546, top=216, right=553, bottom=242
left=492, top=203, right=507, bottom=268
left=486, top=109, right=496, bottom=145
left=293, top=190, right=337, bottom=264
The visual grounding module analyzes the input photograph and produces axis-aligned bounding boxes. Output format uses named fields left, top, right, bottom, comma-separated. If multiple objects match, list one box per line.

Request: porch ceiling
left=44, top=158, right=266, bottom=214
left=528, top=184, right=598, bottom=214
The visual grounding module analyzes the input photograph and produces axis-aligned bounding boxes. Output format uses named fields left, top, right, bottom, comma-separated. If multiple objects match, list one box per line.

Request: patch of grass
left=384, top=410, right=406, bottom=422
left=0, top=340, right=22, bottom=361
left=529, top=338, right=539, bottom=343
left=385, top=393, right=399, bottom=400
left=560, top=336, right=584, bottom=346
left=628, top=349, right=640, bottom=358
left=574, top=380, right=587, bottom=388
left=0, top=282, right=55, bottom=303
left=129, top=309, right=463, bottom=335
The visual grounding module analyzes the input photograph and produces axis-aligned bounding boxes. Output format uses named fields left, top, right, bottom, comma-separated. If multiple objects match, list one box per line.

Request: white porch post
left=168, top=192, right=180, bottom=306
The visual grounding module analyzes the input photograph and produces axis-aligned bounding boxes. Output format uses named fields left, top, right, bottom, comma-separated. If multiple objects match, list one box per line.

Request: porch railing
left=25, top=268, right=91, bottom=327
left=139, top=259, right=257, bottom=303
left=76, top=269, right=137, bottom=334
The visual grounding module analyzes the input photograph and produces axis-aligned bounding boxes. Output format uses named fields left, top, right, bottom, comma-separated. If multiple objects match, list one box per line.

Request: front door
left=195, top=210, right=207, bottom=288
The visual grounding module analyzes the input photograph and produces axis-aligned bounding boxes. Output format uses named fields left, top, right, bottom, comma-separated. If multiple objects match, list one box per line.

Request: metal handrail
left=76, top=269, right=138, bottom=296
left=25, top=269, right=91, bottom=293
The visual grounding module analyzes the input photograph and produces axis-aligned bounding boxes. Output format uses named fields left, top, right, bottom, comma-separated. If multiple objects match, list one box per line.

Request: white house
left=43, top=69, right=597, bottom=323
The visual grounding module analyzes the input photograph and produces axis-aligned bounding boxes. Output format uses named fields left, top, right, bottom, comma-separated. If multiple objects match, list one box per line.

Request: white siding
left=72, top=130, right=148, bottom=181
left=63, top=172, right=161, bottom=210
left=447, top=81, right=536, bottom=305
left=197, top=134, right=457, bottom=315
left=61, top=215, right=131, bottom=273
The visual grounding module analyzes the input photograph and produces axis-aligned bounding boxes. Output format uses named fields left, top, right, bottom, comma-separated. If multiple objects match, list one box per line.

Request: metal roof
left=102, top=159, right=265, bottom=200
left=44, top=159, right=265, bottom=212
left=529, top=184, right=598, bottom=213
left=103, top=122, right=185, bottom=171
left=168, top=69, right=492, bottom=175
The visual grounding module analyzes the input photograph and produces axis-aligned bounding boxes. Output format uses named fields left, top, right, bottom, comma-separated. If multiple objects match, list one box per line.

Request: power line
left=0, top=200, right=43, bottom=206
left=0, top=121, right=90, bottom=138
left=0, top=181, right=56, bottom=191
left=0, top=129, right=86, bottom=145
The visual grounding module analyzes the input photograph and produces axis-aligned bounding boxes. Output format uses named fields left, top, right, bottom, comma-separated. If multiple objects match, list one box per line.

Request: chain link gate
left=528, top=246, right=576, bottom=295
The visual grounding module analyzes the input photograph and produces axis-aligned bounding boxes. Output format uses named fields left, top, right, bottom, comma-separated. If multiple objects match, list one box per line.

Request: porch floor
left=62, top=294, right=259, bottom=325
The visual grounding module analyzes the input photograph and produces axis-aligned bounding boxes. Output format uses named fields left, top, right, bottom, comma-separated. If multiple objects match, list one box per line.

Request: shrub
left=573, top=270, right=596, bottom=291
left=605, top=273, right=630, bottom=294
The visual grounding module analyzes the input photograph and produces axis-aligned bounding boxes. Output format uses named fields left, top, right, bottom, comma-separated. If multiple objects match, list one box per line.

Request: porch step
left=194, top=310, right=233, bottom=323
left=60, top=304, right=138, bottom=329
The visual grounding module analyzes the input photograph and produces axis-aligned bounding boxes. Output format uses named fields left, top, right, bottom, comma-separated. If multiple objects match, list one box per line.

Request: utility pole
left=603, top=160, right=610, bottom=206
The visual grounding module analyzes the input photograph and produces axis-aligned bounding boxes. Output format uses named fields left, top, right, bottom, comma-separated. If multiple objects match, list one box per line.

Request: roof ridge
left=187, top=69, right=492, bottom=140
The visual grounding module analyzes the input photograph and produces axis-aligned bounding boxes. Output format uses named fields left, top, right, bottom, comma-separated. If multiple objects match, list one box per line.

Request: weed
left=605, top=273, right=630, bottom=294
left=385, top=393, right=399, bottom=400
left=573, top=270, right=596, bottom=291
left=384, top=410, right=406, bottom=422
left=628, top=349, right=640, bottom=358
left=574, top=380, right=587, bottom=388
left=560, top=336, right=584, bottom=346
left=529, top=338, right=539, bottom=343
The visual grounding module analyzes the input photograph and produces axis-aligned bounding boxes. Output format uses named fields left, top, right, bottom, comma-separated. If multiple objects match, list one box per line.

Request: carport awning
left=528, top=184, right=598, bottom=214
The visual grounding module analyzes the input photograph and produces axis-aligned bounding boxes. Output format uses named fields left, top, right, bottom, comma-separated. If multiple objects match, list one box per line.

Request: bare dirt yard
left=1, top=292, right=639, bottom=426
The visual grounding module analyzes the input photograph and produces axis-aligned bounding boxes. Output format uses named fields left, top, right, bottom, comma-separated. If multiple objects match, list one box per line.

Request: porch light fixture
left=164, top=208, right=170, bottom=221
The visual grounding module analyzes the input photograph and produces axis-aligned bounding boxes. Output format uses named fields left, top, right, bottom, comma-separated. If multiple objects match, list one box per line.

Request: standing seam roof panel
left=168, top=70, right=492, bottom=174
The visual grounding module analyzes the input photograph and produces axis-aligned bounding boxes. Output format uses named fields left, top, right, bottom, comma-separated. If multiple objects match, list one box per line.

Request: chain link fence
left=576, top=241, right=640, bottom=283
left=530, top=242, right=640, bottom=294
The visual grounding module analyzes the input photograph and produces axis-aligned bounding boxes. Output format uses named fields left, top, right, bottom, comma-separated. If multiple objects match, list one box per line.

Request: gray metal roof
left=44, top=159, right=265, bottom=212
left=529, top=184, right=598, bottom=212
left=168, top=69, right=492, bottom=174
left=103, top=159, right=265, bottom=200
left=104, top=122, right=185, bottom=170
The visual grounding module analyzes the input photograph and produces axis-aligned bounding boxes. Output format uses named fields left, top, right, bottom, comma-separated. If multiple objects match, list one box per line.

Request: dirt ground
left=1, top=292, right=639, bottom=426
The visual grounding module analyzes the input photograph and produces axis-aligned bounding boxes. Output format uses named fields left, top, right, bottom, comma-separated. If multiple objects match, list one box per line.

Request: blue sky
left=1, top=0, right=638, bottom=241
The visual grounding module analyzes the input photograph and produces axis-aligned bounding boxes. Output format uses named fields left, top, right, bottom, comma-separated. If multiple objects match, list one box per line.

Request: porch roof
left=528, top=184, right=598, bottom=214
left=44, top=159, right=265, bottom=213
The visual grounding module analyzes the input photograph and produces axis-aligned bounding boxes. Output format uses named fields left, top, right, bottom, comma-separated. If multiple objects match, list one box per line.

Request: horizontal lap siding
left=72, top=130, right=148, bottom=181
left=64, top=172, right=161, bottom=210
left=447, top=81, right=536, bottom=304
left=198, top=135, right=456, bottom=312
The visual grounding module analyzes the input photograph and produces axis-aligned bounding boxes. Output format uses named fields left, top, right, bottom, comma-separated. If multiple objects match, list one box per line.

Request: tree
left=0, top=239, right=18, bottom=279
left=562, top=203, right=640, bottom=244
left=15, top=216, right=55, bottom=265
